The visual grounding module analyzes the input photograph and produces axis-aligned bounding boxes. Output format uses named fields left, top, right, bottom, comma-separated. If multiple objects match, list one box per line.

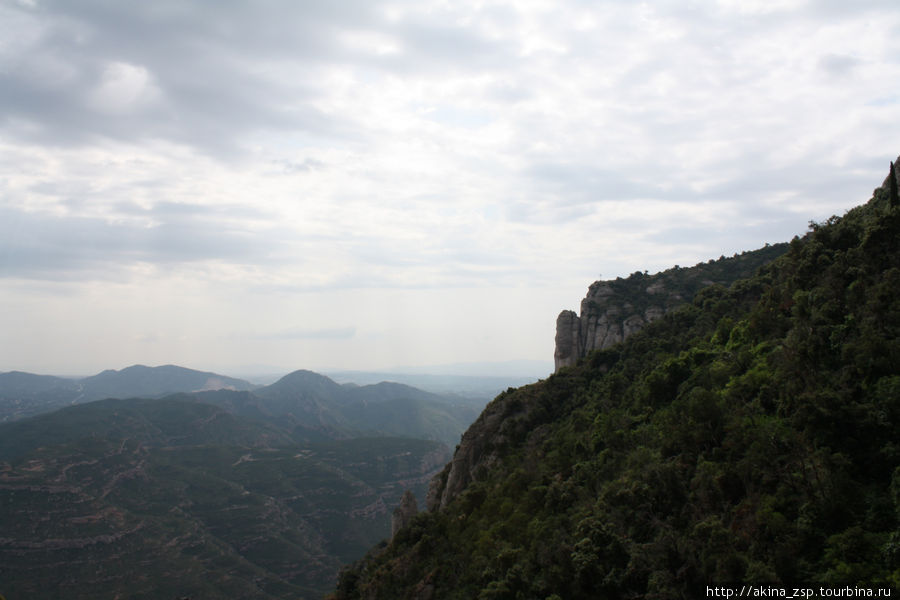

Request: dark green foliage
left=890, top=162, right=898, bottom=208
left=334, top=177, right=900, bottom=598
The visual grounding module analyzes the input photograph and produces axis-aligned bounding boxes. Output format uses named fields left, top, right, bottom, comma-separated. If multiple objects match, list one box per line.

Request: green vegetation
left=585, top=241, right=789, bottom=318
left=0, top=367, right=479, bottom=448
left=334, top=176, right=900, bottom=597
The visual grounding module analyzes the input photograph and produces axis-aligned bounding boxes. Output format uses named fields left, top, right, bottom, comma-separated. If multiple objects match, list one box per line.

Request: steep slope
left=334, top=162, right=900, bottom=598
left=0, top=397, right=450, bottom=599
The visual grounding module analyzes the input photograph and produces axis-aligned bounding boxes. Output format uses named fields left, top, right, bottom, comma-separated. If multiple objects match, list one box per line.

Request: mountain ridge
left=0, top=366, right=481, bottom=447
left=333, top=157, right=900, bottom=598
left=554, top=243, right=789, bottom=371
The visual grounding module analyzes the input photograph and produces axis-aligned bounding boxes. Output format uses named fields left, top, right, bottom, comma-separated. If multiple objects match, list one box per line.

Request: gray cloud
left=0, top=204, right=285, bottom=280
left=0, top=0, right=374, bottom=155
left=0, top=0, right=523, bottom=159
left=2, top=0, right=899, bottom=374
left=819, top=53, right=863, bottom=78
left=238, top=326, right=357, bottom=341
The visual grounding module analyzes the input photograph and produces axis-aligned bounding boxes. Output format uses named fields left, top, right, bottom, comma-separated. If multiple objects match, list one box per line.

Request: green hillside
left=78, top=364, right=258, bottom=399
left=0, top=364, right=257, bottom=423
left=333, top=169, right=900, bottom=598
left=0, top=371, right=80, bottom=422
left=0, top=367, right=479, bottom=448
left=252, top=370, right=480, bottom=447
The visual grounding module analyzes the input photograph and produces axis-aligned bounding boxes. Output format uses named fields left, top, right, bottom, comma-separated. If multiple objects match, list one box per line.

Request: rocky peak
left=391, top=490, right=418, bottom=539
left=554, top=243, right=790, bottom=372
left=554, top=277, right=673, bottom=372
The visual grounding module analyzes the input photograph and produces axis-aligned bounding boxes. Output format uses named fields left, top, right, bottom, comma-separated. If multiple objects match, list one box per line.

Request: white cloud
left=87, top=61, right=161, bottom=115
left=1, top=0, right=899, bottom=374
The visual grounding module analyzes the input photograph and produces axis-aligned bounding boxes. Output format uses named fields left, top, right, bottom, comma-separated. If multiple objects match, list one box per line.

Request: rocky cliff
left=425, top=388, right=527, bottom=511
left=424, top=245, right=791, bottom=513
left=554, top=243, right=790, bottom=372
left=391, top=490, right=419, bottom=539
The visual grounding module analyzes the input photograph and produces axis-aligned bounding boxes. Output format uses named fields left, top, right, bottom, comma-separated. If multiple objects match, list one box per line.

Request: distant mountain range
left=325, top=368, right=547, bottom=399
left=0, top=364, right=256, bottom=423
left=0, top=364, right=480, bottom=447
left=0, top=364, right=484, bottom=596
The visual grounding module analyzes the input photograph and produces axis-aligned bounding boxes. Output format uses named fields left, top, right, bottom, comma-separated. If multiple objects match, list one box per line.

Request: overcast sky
left=2, top=0, right=899, bottom=377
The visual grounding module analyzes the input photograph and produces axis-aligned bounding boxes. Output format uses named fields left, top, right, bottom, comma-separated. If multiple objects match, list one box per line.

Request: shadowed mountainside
left=333, top=159, right=900, bottom=598
left=0, top=364, right=256, bottom=423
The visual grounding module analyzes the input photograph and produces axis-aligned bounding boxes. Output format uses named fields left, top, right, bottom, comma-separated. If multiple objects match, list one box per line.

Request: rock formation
left=425, top=391, right=519, bottom=511
left=425, top=245, right=791, bottom=513
left=554, top=242, right=791, bottom=372
left=391, top=490, right=418, bottom=539
left=882, top=155, right=900, bottom=208
left=554, top=278, right=675, bottom=372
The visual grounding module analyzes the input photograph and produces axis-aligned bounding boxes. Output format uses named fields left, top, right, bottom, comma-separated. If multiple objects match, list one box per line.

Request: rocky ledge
left=554, top=242, right=790, bottom=372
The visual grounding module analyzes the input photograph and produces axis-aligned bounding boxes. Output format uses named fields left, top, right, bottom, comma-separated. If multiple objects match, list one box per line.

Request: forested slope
left=0, top=398, right=450, bottom=599
left=333, top=166, right=900, bottom=599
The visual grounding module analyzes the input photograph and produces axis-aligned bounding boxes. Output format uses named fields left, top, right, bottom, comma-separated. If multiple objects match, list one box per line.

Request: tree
left=890, top=161, right=898, bottom=208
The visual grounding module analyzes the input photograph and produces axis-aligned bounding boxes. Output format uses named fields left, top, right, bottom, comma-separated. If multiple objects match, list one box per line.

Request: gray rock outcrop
left=426, top=244, right=791, bottom=512
left=391, top=490, right=418, bottom=539
left=553, top=242, right=790, bottom=372
left=554, top=279, right=671, bottom=372
left=425, top=384, right=532, bottom=511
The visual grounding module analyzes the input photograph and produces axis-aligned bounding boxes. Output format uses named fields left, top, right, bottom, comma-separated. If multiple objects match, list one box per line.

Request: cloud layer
left=2, top=0, right=899, bottom=374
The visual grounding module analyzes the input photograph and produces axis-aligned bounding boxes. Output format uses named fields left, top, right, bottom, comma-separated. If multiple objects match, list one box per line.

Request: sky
left=2, top=0, right=899, bottom=377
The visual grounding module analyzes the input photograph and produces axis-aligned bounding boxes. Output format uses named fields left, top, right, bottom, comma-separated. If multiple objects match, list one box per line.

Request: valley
left=0, top=368, right=480, bottom=598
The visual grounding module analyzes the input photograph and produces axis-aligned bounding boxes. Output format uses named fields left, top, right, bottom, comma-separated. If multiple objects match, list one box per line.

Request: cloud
left=87, top=61, right=161, bottom=114
left=238, top=327, right=357, bottom=341
left=0, top=203, right=285, bottom=281
left=1, top=0, right=899, bottom=373
left=818, top=53, right=863, bottom=78
left=0, top=1, right=356, bottom=155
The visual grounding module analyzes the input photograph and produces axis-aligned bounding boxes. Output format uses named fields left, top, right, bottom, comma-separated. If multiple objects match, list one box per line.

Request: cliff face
left=425, top=245, right=792, bottom=513
left=391, top=490, right=419, bottom=539
left=553, top=280, right=678, bottom=371
left=426, top=389, right=526, bottom=511
left=554, top=243, right=790, bottom=372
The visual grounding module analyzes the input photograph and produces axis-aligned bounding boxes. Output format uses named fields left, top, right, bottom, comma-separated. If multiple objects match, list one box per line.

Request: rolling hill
left=0, top=364, right=257, bottom=423
left=0, top=366, right=480, bottom=448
